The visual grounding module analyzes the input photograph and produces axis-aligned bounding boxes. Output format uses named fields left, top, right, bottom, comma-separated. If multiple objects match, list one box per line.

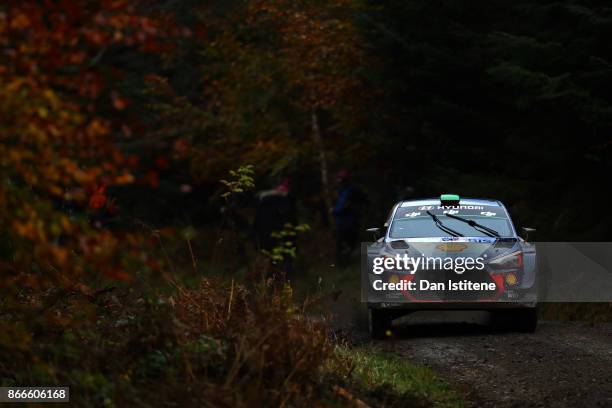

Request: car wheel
left=368, top=308, right=392, bottom=339
left=492, top=308, right=538, bottom=333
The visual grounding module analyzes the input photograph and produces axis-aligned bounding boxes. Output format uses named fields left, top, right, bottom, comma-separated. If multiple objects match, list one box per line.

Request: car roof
left=399, top=198, right=502, bottom=207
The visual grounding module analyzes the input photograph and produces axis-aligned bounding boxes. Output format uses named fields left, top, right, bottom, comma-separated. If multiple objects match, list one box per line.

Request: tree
left=147, top=0, right=367, bottom=221
left=0, top=0, right=178, bottom=337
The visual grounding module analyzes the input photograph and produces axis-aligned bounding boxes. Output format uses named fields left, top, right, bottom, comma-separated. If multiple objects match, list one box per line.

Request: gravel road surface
left=372, top=312, right=612, bottom=407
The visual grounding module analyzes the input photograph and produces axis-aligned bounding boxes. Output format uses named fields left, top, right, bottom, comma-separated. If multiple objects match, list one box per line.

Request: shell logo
left=435, top=243, right=468, bottom=252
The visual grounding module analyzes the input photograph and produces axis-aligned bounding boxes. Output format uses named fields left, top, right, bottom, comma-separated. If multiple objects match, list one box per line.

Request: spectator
left=253, top=179, right=297, bottom=278
left=332, top=170, right=365, bottom=267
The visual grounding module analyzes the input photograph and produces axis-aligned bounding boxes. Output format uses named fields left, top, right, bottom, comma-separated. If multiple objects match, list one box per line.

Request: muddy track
left=318, top=273, right=612, bottom=407
left=369, top=314, right=612, bottom=407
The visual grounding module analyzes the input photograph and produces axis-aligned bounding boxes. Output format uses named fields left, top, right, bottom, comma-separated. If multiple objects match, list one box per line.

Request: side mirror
left=522, top=227, right=536, bottom=241
left=366, top=227, right=381, bottom=241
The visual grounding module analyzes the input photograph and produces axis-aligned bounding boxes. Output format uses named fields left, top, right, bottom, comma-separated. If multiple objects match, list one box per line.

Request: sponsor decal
left=435, top=243, right=468, bottom=252
left=417, top=205, right=486, bottom=210
left=468, top=237, right=493, bottom=243
left=439, top=205, right=484, bottom=210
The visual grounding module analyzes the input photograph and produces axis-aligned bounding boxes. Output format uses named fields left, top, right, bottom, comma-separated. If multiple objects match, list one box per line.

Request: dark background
left=125, top=0, right=612, bottom=242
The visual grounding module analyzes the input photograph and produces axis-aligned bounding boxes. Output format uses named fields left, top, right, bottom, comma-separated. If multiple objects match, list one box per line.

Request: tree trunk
left=311, top=109, right=334, bottom=226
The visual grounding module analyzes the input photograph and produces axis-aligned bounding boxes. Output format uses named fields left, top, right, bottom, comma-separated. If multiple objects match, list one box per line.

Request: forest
left=1, top=0, right=611, bottom=406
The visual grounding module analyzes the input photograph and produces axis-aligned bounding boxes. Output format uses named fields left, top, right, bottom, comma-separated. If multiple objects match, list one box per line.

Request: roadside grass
left=1, top=225, right=467, bottom=407
left=291, top=237, right=465, bottom=407
left=326, top=345, right=464, bottom=407
left=1, top=275, right=335, bottom=407
left=540, top=302, right=612, bottom=323
left=0, top=273, right=466, bottom=407
left=328, top=345, right=464, bottom=408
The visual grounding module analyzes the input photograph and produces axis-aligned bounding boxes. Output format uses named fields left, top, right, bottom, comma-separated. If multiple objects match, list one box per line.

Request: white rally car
left=365, top=194, right=538, bottom=339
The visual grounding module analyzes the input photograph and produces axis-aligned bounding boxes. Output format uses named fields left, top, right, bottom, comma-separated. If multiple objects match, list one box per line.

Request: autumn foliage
left=0, top=1, right=186, bottom=372
left=3, top=0, right=611, bottom=405
left=0, top=1, right=363, bottom=404
left=147, top=0, right=366, bottom=183
left=0, top=1, right=176, bottom=289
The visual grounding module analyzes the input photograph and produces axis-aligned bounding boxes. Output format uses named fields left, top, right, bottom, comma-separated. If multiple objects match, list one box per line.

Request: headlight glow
left=488, top=250, right=523, bottom=270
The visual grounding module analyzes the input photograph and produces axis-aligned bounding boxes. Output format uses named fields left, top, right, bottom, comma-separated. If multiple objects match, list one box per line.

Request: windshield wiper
left=444, top=213, right=500, bottom=238
left=426, top=211, right=463, bottom=237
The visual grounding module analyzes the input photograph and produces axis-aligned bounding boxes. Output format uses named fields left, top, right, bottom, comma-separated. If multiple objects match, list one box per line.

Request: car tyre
left=368, top=308, right=392, bottom=339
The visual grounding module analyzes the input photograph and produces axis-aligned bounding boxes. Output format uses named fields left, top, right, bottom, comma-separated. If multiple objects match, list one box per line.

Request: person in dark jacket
left=254, top=179, right=295, bottom=249
left=332, top=170, right=364, bottom=267
left=253, top=179, right=297, bottom=278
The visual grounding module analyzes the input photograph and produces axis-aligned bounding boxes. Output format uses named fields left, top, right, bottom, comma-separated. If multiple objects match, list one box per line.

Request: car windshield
left=389, top=206, right=514, bottom=238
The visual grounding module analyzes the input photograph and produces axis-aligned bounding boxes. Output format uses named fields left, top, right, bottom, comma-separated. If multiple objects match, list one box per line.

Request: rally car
left=365, top=194, right=538, bottom=339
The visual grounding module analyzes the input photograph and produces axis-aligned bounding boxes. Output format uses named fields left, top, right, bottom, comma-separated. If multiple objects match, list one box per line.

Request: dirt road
left=369, top=313, right=612, bottom=407
left=313, top=270, right=612, bottom=407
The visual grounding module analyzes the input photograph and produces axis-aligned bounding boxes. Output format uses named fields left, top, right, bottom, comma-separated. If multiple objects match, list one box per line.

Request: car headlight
left=390, top=240, right=409, bottom=249
left=488, top=250, right=523, bottom=270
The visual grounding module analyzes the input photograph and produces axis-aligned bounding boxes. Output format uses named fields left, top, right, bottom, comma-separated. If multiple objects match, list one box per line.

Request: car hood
left=381, top=236, right=518, bottom=260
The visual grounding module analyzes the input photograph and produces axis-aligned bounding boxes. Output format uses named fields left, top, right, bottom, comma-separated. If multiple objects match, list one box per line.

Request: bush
left=0, top=276, right=333, bottom=407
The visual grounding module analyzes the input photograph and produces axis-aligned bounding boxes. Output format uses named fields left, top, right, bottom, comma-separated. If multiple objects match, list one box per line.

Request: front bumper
left=368, top=298, right=538, bottom=311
